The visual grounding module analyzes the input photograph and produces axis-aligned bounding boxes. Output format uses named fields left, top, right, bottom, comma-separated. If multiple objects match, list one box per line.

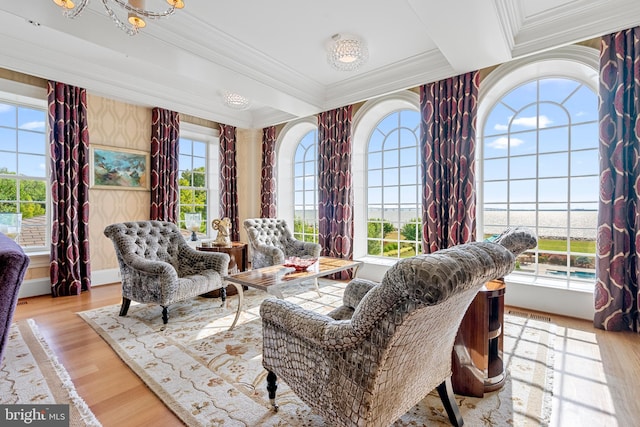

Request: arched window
left=276, top=117, right=318, bottom=240
left=352, top=92, right=420, bottom=261
left=293, top=129, right=318, bottom=242
left=366, top=110, right=421, bottom=258
left=479, top=45, right=599, bottom=290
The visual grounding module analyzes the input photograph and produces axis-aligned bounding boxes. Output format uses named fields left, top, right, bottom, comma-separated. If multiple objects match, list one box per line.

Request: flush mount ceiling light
left=327, top=33, right=369, bottom=71
left=52, top=0, right=185, bottom=36
left=222, top=92, right=251, bottom=110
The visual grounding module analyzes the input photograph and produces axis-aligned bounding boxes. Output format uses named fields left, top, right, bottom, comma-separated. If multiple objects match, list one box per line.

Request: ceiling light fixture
left=222, top=92, right=251, bottom=110
left=327, top=33, right=369, bottom=71
left=52, top=0, right=185, bottom=36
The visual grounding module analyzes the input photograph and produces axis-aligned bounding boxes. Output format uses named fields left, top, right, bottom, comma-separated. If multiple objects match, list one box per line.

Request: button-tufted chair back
left=105, top=220, right=184, bottom=274
left=243, top=218, right=322, bottom=269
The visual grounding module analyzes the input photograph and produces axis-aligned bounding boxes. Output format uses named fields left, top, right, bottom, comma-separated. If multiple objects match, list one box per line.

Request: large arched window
left=365, top=109, right=421, bottom=259
left=293, top=129, right=318, bottom=242
left=479, top=46, right=599, bottom=290
left=276, top=117, right=318, bottom=240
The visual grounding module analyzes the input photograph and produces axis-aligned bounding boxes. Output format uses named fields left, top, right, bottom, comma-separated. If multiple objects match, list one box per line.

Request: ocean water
left=483, top=210, right=597, bottom=239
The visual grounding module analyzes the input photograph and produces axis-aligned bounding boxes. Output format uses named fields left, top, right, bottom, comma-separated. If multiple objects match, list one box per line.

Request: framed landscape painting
left=90, top=145, right=150, bottom=190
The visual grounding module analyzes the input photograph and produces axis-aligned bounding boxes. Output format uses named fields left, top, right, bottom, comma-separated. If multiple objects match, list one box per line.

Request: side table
left=197, top=242, right=248, bottom=298
left=451, top=278, right=506, bottom=397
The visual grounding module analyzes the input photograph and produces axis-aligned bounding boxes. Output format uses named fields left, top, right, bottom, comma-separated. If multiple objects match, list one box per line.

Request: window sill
left=505, top=271, right=594, bottom=294
left=25, top=251, right=49, bottom=268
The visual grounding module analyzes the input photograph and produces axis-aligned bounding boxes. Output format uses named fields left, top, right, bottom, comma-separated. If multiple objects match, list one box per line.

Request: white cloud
left=487, top=137, right=524, bottom=149
left=493, top=115, right=553, bottom=131
left=512, top=115, right=552, bottom=128
left=0, top=104, right=13, bottom=113
left=20, top=121, right=45, bottom=131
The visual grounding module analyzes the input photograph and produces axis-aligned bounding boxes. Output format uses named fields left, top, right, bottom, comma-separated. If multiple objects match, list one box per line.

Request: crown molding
left=323, top=50, right=453, bottom=111
left=512, top=0, right=640, bottom=58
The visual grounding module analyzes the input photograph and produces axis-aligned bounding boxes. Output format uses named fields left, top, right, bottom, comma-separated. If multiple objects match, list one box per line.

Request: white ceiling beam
left=407, top=0, right=514, bottom=73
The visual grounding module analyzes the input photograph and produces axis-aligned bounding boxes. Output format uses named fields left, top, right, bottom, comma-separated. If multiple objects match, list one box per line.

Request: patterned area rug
left=0, top=319, right=102, bottom=426
left=78, top=281, right=555, bottom=426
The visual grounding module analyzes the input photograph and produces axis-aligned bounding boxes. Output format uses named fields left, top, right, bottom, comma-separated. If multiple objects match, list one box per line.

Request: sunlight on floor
left=550, top=325, right=618, bottom=426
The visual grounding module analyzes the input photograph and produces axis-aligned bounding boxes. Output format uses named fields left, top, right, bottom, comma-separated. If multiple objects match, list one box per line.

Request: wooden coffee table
left=224, top=256, right=362, bottom=330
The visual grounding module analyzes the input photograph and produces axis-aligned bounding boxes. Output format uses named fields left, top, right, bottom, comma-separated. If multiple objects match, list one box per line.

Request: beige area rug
left=78, top=281, right=555, bottom=426
left=0, top=319, right=102, bottom=426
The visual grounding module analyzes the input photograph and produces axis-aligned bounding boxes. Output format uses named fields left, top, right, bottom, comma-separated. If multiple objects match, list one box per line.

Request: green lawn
left=538, top=238, right=595, bottom=253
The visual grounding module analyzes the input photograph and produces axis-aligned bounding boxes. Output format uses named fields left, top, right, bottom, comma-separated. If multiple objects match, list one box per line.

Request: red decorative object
left=283, top=257, right=318, bottom=271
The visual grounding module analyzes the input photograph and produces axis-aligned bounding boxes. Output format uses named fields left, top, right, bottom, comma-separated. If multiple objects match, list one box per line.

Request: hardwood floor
left=12, top=283, right=640, bottom=427
left=12, top=284, right=182, bottom=427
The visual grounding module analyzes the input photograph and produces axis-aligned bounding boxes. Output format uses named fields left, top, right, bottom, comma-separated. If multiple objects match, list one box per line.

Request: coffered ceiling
left=0, top=1, right=639, bottom=129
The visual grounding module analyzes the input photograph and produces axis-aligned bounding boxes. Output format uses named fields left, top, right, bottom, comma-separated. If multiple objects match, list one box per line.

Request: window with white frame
left=0, top=94, right=48, bottom=251
left=178, top=124, right=218, bottom=239
left=293, top=129, right=318, bottom=243
left=366, top=109, right=422, bottom=259
left=480, top=51, right=598, bottom=290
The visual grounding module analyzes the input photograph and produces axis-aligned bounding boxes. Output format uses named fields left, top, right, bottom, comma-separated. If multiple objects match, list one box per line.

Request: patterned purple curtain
left=47, top=81, right=91, bottom=297
left=150, top=108, right=180, bottom=222
left=260, top=126, right=277, bottom=218
left=595, top=27, right=640, bottom=332
left=219, top=124, right=240, bottom=241
left=420, top=71, right=479, bottom=253
left=318, top=106, right=354, bottom=280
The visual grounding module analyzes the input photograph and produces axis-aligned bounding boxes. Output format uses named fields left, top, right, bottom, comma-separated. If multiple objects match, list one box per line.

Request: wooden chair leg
left=437, top=377, right=464, bottom=427
left=266, top=370, right=279, bottom=412
left=162, top=306, right=169, bottom=324
left=119, top=297, right=131, bottom=317
left=220, top=286, right=227, bottom=304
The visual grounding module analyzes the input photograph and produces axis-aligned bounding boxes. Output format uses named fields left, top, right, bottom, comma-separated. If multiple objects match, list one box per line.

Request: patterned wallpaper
left=87, top=95, right=152, bottom=272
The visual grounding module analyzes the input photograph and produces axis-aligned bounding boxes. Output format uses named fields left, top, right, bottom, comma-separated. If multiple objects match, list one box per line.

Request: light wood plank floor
left=12, top=283, right=640, bottom=427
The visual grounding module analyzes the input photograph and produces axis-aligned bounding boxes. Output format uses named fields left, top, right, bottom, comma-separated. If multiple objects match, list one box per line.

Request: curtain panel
left=317, top=106, right=354, bottom=280
left=420, top=71, right=479, bottom=253
left=595, top=27, right=640, bottom=332
left=219, top=124, right=240, bottom=241
left=260, top=126, right=277, bottom=218
left=47, top=81, right=91, bottom=297
left=149, top=108, right=180, bottom=223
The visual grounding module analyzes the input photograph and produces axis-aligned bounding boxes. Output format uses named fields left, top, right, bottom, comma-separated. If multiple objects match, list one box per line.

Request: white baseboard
left=18, top=268, right=121, bottom=299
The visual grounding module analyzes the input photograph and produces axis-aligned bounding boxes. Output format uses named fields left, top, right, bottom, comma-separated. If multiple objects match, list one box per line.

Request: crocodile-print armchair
left=243, top=218, right=321, bottom=269
left=104, top=220, right=230, bottom=324
left=260, top=238, right=533, bottom=427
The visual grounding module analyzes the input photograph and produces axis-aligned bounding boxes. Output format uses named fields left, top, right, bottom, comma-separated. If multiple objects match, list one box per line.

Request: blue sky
left=0, top=104, right=47, bottom=178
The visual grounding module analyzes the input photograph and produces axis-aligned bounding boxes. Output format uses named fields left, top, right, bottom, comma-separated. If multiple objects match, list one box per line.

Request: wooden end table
left=451, top=278, right=506, bottom=397
left=197, top=242, right=248, bottom=298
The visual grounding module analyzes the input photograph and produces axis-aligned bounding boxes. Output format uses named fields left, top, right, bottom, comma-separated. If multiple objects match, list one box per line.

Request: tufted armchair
left=260, top=238, right=534, bottom=427
left=104, top=220, right=230, bottom=324
left=243, top=218, right=321, bottom=269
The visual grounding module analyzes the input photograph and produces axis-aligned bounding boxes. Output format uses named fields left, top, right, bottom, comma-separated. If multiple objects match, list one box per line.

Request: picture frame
left=90, top=145, right=150, bottom=190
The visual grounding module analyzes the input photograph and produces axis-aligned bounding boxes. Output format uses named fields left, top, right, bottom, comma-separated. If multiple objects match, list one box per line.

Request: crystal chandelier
left=222, top=92, right=251, bottom=110
left=327, top=33, right=369, bottom=71
left=52, top=0, right=185, bottom=36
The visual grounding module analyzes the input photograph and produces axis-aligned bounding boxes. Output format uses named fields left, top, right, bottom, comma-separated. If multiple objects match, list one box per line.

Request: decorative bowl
left=283, top=257, right=318, bottom=272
